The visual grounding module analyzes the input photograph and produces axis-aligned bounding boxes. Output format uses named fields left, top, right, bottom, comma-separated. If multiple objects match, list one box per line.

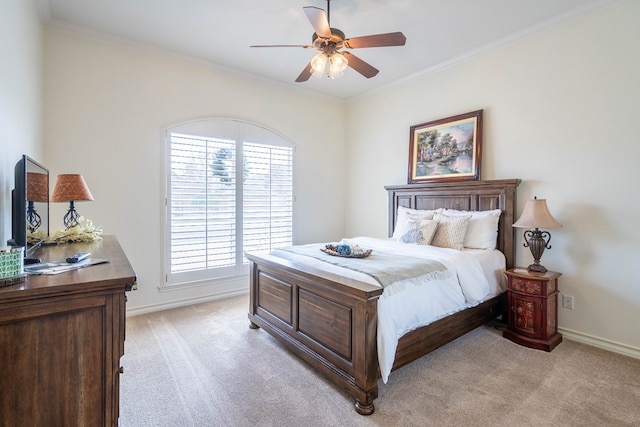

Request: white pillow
left=392, top=206, right=437, bottom=240
left=441, top=209, right=502, bottom=249
left=398, top=217, right=439, bottom=245
left=431, top=212, right=471, bottom=250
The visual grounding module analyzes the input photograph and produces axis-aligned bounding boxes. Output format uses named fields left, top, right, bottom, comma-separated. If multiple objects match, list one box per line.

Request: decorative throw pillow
left=392, top=206, right=437, bottom=240
left=399, top=217, right=439, bottom=245
left=441, top=209, right=502, bottom=249
left=431, top=212, right=471, bottom=250
left=399, top=219, right=422, bottom=244
left=417, top=218, right=439, bottom=245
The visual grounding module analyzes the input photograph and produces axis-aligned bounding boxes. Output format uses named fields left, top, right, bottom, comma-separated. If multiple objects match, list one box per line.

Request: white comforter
left=272, top=237, right=504, bottom=383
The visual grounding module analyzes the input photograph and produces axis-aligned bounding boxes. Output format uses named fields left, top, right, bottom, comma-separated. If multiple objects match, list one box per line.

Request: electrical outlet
left=562, top=294, right=574, bottom=310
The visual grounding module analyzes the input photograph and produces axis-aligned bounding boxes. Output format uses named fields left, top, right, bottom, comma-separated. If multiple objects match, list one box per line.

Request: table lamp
left=51, top=174, right=94, bottom=229
left=513, top=197, right=561, bottom=273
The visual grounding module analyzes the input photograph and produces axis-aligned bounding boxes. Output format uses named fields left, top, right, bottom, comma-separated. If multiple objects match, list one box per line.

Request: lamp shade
left=51, top=174, right=94, bottom=202
left=26, top=172, right=49, bottom=202
left=513, top=197, right=561, bottom=229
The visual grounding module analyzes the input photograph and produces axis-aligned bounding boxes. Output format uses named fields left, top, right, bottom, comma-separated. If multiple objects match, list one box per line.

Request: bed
left=247, top=179, right=520, bottom=415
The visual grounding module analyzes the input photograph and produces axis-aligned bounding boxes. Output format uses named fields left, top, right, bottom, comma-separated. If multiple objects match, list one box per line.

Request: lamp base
left=527, top=263, right=548, bottom=273
left=523, top=228, right=552, bottom=274
left=63, top=201, right=81, bottom=229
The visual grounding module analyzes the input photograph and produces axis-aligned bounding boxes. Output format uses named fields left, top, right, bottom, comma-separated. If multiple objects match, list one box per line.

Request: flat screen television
left=9, top=155, right=50, bottom=262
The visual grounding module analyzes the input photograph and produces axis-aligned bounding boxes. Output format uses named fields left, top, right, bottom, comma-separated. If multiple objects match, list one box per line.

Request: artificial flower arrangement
left=50, top=217, right=103, bottom=243
left=27, top=228, right=48, bottom=244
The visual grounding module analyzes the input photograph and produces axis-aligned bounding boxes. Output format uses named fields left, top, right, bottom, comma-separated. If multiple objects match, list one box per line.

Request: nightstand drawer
left=510, top=277, right=543, bottom=295
left=507, top=268, right=558, bottom=296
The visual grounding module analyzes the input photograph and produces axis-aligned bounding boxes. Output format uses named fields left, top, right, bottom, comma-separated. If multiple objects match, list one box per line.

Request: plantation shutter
left=243, top=142, right=293, bottom=256
left=165, top=120, right=293, bottom=287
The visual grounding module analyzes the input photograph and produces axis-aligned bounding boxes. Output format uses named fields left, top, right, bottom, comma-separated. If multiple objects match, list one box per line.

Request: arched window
left=164, top=119, right=293, bottom=286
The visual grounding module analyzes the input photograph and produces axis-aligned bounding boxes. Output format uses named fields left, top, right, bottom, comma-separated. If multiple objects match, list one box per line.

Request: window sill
left=159, top=273, right=249, bottom=292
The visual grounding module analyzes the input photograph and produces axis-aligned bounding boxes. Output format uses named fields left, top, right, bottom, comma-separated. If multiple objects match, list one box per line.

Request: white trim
left=164, top=117, right=297, bottom=149
left=158, top=274, right=249, bottom=292
left=126, top=289, right=249, bottom=318
left=42, top=0, right=617, bottom=102
left=351, top=0, right=620, bottom=102
left=36, top=0, right=52, bottom=23
left=559, top=327, right=640, bottom=360
left=124, top=294, right=640, bottom=362
left=163, top=119, right=294, bottom=287
left=43, top=19, right=342, bottom=103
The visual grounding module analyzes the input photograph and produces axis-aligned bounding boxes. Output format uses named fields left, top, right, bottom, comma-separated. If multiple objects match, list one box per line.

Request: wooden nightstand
left=503, top=268, right=562, bottom=351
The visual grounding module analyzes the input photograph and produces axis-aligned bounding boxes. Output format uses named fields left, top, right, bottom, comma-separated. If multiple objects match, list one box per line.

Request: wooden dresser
left=0, top=236, right=136, bottom=426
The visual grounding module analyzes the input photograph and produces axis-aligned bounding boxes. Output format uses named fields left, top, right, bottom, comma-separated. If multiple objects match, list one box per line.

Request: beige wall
left=4, top=0, right=638, bottom=357
left=345, top=0, right=640, bottom=355
left=43, top=28, right=347, bottom=313
left=0, top=0, right=43, bottom=245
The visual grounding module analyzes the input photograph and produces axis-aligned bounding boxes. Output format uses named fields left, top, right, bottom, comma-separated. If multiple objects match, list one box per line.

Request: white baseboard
left=559, top=327, right=640, bottom=360
left=126, top=296, right=640, bottom=362
left=126, top=289, right=249, bottom=317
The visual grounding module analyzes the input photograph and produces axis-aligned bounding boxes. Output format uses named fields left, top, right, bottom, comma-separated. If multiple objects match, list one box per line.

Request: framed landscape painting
left=408, top=110, right=483, bottom=183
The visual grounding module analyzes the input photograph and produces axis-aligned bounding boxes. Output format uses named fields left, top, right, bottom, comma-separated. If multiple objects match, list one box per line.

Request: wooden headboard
left=385, top=179, right=521, bottom=269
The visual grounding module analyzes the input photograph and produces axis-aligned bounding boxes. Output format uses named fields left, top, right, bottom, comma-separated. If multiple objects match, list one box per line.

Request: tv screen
left=10, top=155, right=49, bottom=259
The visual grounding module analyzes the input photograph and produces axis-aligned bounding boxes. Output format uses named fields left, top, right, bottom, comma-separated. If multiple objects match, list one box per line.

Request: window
left=164, top=119, right=293, bottom=286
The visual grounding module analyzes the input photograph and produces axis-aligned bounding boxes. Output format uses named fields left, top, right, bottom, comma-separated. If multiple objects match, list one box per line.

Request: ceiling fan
left=250, top=0, right=406, bottom=82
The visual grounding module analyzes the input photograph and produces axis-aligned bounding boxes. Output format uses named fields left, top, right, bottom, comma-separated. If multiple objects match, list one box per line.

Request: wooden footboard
left=247, top=252, right=383, bottom=415
left=248, top=252, right=503, bottom=414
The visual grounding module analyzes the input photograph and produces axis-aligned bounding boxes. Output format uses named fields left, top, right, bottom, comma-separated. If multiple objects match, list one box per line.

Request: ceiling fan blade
left=250, top=44, right=315, bottom=49
left=342, top=52, right=379, bottom=78
left=303, top=6, right=331, bottom=39
left=295, top=63, right=313, bottom=83
left=343, top=32, right=407, bottom=49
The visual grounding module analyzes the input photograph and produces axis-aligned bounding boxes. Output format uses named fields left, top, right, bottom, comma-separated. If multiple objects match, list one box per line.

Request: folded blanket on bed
left=279, top=243, right=450, bottom=288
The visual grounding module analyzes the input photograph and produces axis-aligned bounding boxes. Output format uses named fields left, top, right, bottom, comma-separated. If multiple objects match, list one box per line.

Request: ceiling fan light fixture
left=328, top=52, right=348, bottom=79
left=310, top=53, right=328, bottom=78
left=251, top=1, right=405, bottom=83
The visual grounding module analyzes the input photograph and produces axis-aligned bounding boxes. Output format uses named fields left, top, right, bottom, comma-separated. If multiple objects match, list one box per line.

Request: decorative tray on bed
left=321, top=244, right=372, bottom=258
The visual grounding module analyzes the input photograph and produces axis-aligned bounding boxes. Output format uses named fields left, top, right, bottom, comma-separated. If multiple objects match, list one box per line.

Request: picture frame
left=408, top=110, right=483, bottom=183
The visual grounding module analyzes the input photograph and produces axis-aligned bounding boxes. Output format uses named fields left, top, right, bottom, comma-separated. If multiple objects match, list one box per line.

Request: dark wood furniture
left=503, top=268, right=562, bottom=351
left=247, top=179, right=520, bottom=415
left=0, top=236, right=136, bottom=426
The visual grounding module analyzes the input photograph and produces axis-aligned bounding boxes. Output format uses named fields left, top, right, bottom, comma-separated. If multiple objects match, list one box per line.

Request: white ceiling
left=40, top=0, right=611, bottom=100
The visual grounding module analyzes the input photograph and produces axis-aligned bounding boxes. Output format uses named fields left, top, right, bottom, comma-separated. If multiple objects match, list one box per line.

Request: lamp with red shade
left=51, top=174, right=94, bottom=229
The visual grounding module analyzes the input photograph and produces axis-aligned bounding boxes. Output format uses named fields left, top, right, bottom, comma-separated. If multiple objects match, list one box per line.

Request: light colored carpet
left=120, top=295, right=640, bottom=427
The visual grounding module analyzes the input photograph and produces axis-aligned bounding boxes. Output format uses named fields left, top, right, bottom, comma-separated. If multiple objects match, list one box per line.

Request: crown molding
left=36, top=0, right=52, bottom=23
